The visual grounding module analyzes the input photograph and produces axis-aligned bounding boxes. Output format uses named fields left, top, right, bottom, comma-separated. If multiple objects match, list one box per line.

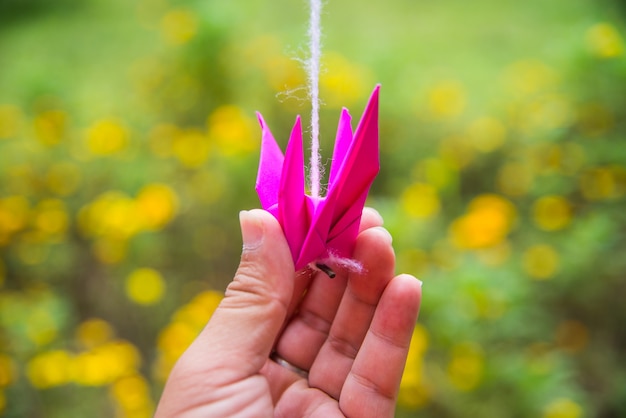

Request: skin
left=155, top=208, right=422, bottom=418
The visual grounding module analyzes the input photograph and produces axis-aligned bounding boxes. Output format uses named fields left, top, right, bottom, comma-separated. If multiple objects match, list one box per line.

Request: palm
left=155, top=209, right=421, bottom=418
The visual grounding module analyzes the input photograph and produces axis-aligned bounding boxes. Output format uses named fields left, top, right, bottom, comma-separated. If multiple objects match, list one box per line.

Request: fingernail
left=373, top=226, right=393, bottom=244
left=416, top=278, right=423, bottom=288
left=240, top=210, right=264, bottom=250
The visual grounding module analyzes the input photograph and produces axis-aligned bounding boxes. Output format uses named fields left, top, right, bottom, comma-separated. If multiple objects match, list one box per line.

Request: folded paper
left=255, top=85, right=380, bottom=271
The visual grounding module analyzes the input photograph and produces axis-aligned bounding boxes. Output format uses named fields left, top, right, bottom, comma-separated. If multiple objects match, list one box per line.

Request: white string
left=307, top=0, right=322, bottom=198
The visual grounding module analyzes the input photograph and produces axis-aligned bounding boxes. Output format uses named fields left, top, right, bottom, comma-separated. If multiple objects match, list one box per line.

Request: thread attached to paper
left=307, top=0, right=322, bottom=198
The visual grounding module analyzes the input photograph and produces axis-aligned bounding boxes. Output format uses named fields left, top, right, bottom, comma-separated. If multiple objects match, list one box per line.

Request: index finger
left=340, top=274, right=422, bottom=417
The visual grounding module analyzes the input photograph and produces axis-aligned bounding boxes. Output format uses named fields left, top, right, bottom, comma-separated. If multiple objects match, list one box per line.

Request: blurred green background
left=1, top=0, right=625, bottom=416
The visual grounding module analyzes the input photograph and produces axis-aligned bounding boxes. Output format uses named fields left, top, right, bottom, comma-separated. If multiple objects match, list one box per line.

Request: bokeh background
left=1, top=0, right=625, bottom=416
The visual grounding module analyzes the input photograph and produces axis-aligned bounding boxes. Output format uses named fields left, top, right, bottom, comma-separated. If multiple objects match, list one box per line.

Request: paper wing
left=277, top=117, right=310, bottom=263
left=255, top=114, right=283, bottom=217
left=296, top=86, right=380, bottom=267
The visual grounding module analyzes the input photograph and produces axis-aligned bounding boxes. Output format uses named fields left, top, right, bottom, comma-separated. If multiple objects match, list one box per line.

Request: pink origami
left=255, top=85, right=380, bottom=271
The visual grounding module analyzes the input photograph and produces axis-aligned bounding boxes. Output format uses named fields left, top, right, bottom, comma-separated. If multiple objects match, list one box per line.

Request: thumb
left=196, top=209, right=295, bottom=377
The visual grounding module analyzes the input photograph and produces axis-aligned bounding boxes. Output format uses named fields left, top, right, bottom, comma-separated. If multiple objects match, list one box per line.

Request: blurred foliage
left=0, top=0, right=625, bottom=417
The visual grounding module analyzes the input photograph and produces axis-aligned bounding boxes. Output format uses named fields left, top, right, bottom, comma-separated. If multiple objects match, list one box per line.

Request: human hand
left=155, top=208, right=422, bottom=417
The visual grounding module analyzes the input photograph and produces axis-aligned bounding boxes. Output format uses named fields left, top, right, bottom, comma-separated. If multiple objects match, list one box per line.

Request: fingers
left=273, top=267, right=349, bottom=370
left=307, top=227, right=396, bottom=398
left=340, top=274, right=422, bottom=417
left=274, top=225, right=394, bottom=376
left=279, top=207, right=383, bottom=330
left=270, top=207, right=386, bottom=370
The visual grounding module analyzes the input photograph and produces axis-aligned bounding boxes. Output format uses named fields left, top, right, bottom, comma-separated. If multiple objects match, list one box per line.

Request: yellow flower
left=401, top=183, right=440, bottom=219
left=125, top=268, right=166, bottom=306
left=33, top=199, right=70, bottom=239
left=450, top=194, right=516, bottom=249
left=155, top=322, right=198, bottom=379
left=99, top=195, right=140, bottom=238
left=86, top=118, right=128, bottom=156
left=208, top=105, right=257, bottom=156
left=78, top=192, right=140, bottom=239
left=73, top=340, right=141, bottom=386
left=72, top=350, right=115, bottom=386
left=172, top=129, right=210, bottom=168
left=78, top=185, right=180, bottom=264
left=110, top=374, right=154, bottom=414
left=533, top=195, right=572, bottom=231
left=0, top=196, right=30, bottom=245
left=103, top=340, right=142, bottom=377
left=543, top=397, right=583, bottom=418
left=447, top=342, right=484, bottom=391
left=78, top=192, right=143, bottom=264
left=26, top=350, right=73, bottom=388
left=580, top=166, right=625, bottom=200
left=399, top=325, right=430, bottom=408
left=426, top=80, right=466, bottom=120
left=75, top=318, right=114, bottom=349
left=523, top=244, right=559, bottom=280
left=586, top=22, right=624, bottom=58
left=135, top=183, right=178, bottom=230
left=174, top=290, right=223, bottom=329
left=398, top=331, right=430, bottom=409
left=154, top=290, right=223, bottom=381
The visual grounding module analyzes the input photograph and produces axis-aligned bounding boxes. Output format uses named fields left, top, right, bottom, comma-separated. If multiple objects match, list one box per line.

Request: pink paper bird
left=255, top=85, right=380, bottom=272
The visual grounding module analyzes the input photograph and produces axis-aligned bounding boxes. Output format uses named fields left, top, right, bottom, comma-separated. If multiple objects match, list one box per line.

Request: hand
left=155, top=208, right=422, bottom=417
